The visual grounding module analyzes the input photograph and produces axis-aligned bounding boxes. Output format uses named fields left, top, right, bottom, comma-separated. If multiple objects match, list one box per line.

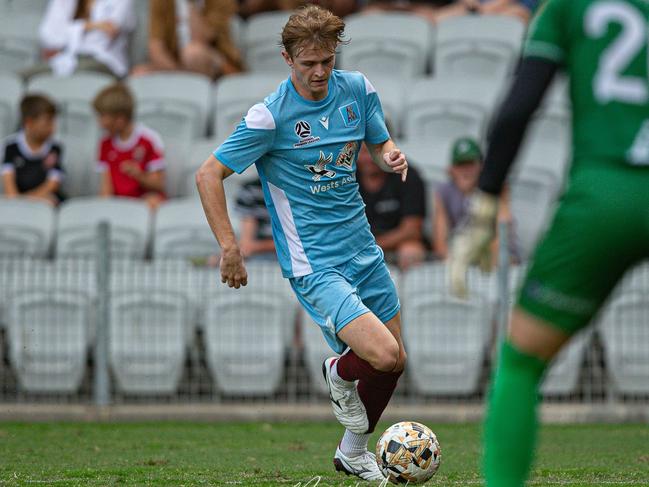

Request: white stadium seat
left=6, top=288, right=91, bottom=393
left=128, top=72, right=212, bottom=140
left=0, top=72, right=21, bottom=138
left=0, top=198, right=55, bottom=257
left=27, top=72, right=114, bottom=142
left=213, top=73, right=285, bottom=138
left=110, top=288, right=192, bottom=395
left=600, top=291, right=649, bottom=395
left=401, top=262, right=496, bottom=395
left=56, top=197, right=151, bottom=258
left=510, top=167, right=561, bottom=260
left=434, top=15, right=525, bottom=80
left=201, top=261, right=296, bottom=395
left=153, top=197, right=220, bottom=258
left=243, top=11, right=292, bottom=73
left=57, top=132, right=100, bottom=198
left=0, top=11, right=40, bottom=72
left=541, top=328, right=593, bottom=395
left=338, top=12, right=434, bottom=78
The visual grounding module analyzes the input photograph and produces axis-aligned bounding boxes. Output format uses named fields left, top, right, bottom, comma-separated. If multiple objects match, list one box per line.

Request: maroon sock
left=336, top=350, right=403, bottom=433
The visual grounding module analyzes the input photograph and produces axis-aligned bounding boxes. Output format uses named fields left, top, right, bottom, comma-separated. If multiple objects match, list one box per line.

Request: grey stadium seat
left=128, top=72, right=212, bottom=141
left=0, top=198, right=55, bottom=257
left=0, top=0, right=49, bottom=14
left=338, top=12, right=434, bottom=78
left=515, top=77, right=572, bottom=184
left=6, top=288, right=91, bottom=393
left=56, top=197, right=151, bottom=258
left=201, top=261, right=297, bottom=395
left=600, top=291, right=649, bottom=395
left=510, top=167, right=561, bottom=260
left=434, top=15, right=525, bottom=80
left=243, top=11, right=291, bottom=73
left=110, top=289, right=192, bottom=395
left=541, top=328, right=594, bottom=396
left=213, top=73, right=285, bottom=138
left=27, top=72, right=114, bottom=142
left=0, top=11, right=40, bottom=72
left=57, top=132, right=100, bottom=197
left=0, top=72, right=22, bottom=138
left=369, top=76, right=407, bottom=138
left=153, top=197, right=220, bottom=258
left=402, top=262, right=496, bottom=395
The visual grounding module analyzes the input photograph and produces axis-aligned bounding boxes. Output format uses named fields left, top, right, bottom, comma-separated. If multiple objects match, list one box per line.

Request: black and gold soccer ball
left=375, top=421, right=441, bottom=484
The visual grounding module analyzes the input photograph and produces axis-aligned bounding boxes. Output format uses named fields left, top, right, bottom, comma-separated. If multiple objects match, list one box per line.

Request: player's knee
left=370, top=340, right=400, bottom=372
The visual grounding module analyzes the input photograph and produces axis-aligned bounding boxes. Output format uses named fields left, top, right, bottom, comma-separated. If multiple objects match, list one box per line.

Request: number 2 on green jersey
left=586, top=1, right=649, bottom=164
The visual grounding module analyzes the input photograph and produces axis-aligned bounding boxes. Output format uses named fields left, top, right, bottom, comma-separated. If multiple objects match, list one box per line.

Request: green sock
left=484, top=341, right=548, bottom=487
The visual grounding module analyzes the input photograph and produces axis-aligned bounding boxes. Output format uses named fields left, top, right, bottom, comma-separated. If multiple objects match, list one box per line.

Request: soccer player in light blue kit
left=196, top=5, right=409, bottom=481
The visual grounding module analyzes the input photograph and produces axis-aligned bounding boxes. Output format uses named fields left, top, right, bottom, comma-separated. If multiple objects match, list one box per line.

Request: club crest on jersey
left=338, top=101, right=360, bottom=128
left=305, top=151, right=336, bottom=181
left=293, top=120, right=320, bottom=148
left=133, top=145, right=146, bottom=162
left=335, top=141, right=359, bottom=169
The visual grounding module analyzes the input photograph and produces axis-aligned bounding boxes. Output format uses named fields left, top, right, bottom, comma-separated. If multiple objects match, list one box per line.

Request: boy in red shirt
left=92, top=83, right=166, bottom=209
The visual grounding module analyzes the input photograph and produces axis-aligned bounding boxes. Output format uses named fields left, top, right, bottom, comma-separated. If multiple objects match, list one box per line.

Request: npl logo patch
left=338, top=101, right=360, bottom=128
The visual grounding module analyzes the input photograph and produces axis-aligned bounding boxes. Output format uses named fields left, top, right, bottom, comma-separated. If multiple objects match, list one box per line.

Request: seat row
left=1, top=259, right=647, bottom=398
left=0, top=196, right=220, bottom=259
left=0, top=5, right=526, bottom=80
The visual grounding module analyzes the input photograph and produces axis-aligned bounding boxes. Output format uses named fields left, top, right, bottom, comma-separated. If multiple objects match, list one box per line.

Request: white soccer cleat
left=333, top=446, right=385, bottom=481
left=322, top=357, right=369, bottom=434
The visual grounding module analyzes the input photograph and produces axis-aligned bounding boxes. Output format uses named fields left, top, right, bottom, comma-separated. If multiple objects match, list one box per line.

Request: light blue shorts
left=289, top=244, right=400, bottom=354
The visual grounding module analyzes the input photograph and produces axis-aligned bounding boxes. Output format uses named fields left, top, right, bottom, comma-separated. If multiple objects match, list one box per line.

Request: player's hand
left=383, top=149, right=408, bottom=182
left=219, top=246, right=248, bottom=289
left=449, top=190, right=498, bottom=298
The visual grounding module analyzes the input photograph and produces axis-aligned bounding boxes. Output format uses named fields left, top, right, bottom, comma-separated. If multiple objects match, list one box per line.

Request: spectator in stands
left=235, top=178, right=276, bottom=260
left=1, top=95, right=65, bottom=206
left=239, top=0, right=358, bottom=19
left=433, top=136, right=519, bottom=265
left=433, top=0, right=539, bottom=23
left=357, top=143, right=427, bottom=270
left=21, top=0, right=135, bottom=81
left=92, top=83, right=166, bottom=210
left=131, top=0, right=243, bottom=79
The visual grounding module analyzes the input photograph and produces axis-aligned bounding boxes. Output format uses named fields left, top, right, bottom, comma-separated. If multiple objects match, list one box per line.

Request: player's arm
left=196, top=155, right=247, bottom=288
left=365, top=139, right=408, bottom=182
left=450, top=56, right=558, bottom=296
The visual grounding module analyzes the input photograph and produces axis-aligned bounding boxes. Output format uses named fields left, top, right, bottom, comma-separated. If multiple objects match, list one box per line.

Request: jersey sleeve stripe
left=524, top=40, right=565, bottom=63
left=245, top=103, right=276, bottom=130
left=147, top=158, right=165, bottom=172
left=363, top=74, right=377, bottom=95
left=47, top=169, right=63, bottom=181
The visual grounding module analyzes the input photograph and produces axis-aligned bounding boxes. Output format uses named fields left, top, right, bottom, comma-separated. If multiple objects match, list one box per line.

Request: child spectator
left=92, top=83, right=166, bottom=210
left=1, top=94, right=65, bottom=205
left=433, top=136, right=519, bottom=265
left=132, top=0, right=243, bottom=79
left=23, top=0, right=135, bottom=81
left=357, top=143, right=427, bottom=270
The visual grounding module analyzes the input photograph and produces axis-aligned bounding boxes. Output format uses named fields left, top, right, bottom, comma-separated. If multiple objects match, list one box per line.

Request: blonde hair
left=92, top=82, right=135, bottom=120
left=280, top=5, right=348, bottom=58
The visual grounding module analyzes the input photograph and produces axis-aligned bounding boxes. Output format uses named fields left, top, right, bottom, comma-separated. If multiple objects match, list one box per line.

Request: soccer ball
left=375, top=421, right=441, bottom=484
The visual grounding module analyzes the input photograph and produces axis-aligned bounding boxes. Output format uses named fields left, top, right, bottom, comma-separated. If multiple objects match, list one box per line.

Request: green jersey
left=525, top=0, right=649, bottom=166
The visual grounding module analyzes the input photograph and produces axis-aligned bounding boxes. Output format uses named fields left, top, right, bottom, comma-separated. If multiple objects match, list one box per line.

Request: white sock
left=339, top=429, right=370, bottom=458
left=331, top=359, right=355, bottom=387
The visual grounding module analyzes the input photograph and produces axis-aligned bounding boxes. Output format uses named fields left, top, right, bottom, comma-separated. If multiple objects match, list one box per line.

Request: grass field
left=0, top=421, right=647, bottom=486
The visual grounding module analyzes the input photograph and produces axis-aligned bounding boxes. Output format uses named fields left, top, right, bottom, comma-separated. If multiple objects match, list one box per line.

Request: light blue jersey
left=215, top=69, right=390, bottom=278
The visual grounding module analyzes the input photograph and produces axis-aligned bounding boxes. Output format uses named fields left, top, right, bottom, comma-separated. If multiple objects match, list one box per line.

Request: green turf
left=0, top=421, right=647, bottom=486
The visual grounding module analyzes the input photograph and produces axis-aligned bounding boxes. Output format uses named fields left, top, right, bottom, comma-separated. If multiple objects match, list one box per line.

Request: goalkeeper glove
left=449, top=190, right=499, bottom=298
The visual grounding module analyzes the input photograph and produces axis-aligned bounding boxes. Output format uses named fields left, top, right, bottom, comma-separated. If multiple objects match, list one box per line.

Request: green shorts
left=517, top=160, right=649, bottom=334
